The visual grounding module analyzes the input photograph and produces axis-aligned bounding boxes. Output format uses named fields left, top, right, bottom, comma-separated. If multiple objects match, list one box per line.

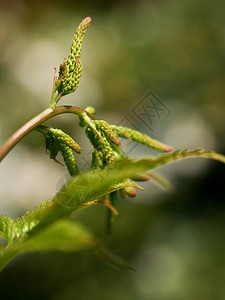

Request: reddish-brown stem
left=0, top=105, right=95, bottom=163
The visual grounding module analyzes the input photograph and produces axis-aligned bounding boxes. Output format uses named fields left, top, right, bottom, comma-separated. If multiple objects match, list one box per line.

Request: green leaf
left=142, top=148, right=225, bottom=169
left=0, top=219, right=131, bottom=272
left=2, top=148, right=223, bottom=239
left=0, top=219, right=95, bottom=272
left=0, top=215, right=14, bottom=243
left=14, top=199, right=54, bottom=238
left=31, top=149, right=225, bottom=230
left=21, top=219, right=95, bottom=252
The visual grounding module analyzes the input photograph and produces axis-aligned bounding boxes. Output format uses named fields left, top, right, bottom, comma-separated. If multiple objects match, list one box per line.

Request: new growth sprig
left=50, top=16, right=92, bottom=108
left=0, top=16, right=224, bottom=271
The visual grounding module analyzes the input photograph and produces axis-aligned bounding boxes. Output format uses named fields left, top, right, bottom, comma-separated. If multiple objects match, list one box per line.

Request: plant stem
left=106, top=191, right=118, bottom=235
left=0, top=105, right=95, bottom=163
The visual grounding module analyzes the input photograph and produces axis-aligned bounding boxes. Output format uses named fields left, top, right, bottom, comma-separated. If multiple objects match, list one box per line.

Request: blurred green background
left=0, top=0, right=225, bottom=299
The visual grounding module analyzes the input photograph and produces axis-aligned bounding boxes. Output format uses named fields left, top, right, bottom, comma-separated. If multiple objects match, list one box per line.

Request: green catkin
left=110, top=125, right=172, bottom=152
left=85, top=126, right=115, bottom=165
left=68, top=17, right=92, bottom=62
left=47, top=128, right=81, bottom=154
left=38, top=126, right=80, bottom=175
left=46, top=135, right=60, bottom=160
left=59, top=143, right=79, bottom=176
left=96, top=135, right=115, bottom=165
left=95, top=120, right=120, bottom=146
left=61, top=57, right=83, bottom=95
left=58, top=17, right=91, bottom=96
left=91, top=150, right=104, bottom=169
left=36, top=126, right=60, bottom=161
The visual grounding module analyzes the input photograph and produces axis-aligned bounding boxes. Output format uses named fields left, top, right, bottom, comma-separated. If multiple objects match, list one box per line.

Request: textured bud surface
left=69, top=17, right=92, bottom=61
left=59, top=143, right=79, bottom=176
left=58, top=17, right=91, bottom=96
left=110, top=125, right=172, bottom=152
left=95, top=120, right=121, bottom=146
left=38, top=126, right=80, bottom=176
left=48, top=128, right=81, bottom=154
left=91, top=150, right=104, bottom=169
left=86, top=126, right=116, bottom=166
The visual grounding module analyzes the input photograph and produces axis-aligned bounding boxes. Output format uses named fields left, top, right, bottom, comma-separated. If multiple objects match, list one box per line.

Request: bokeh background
left=0, top=0, right=225, bottom=299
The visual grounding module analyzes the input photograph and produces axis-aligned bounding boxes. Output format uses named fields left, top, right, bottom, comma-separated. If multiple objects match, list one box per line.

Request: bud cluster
left=38, top=126, right=81, bottom=176
left=85, top=125, right=117, bottom=166
left=47, top=128, right=81, bottom=154
left=95, top=120, right=121, bottom=146
left=57, top=17, right=91, bottom=96
left=83, top=118, right=173, bottom=201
